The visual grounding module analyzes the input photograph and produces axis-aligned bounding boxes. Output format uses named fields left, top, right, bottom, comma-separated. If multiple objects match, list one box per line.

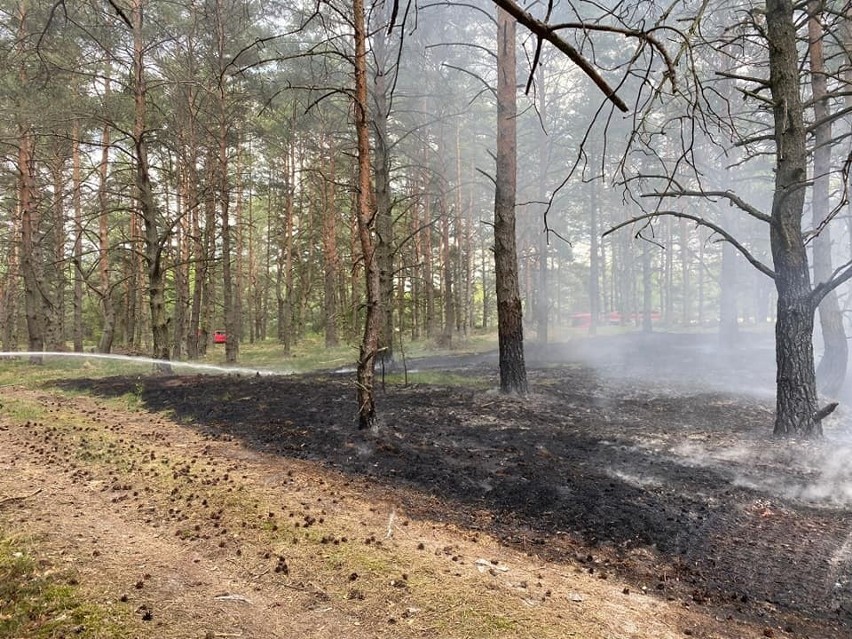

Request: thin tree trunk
left=19, top=126, right=44, bottom=360
left=642, top=241, right=653, bottom=333
left=47, top=154, right=66, bottom=350
left=1, top=192, right=21, bottom=350
left=215, top=2, right=238, bottom=365
left=373, top=21, right=395, bottom=364
left=97, top=87, right=116, bottom=354
left=680, top=217, right=690, bottom=326
left=72, top=121, right=83, bottom=352
left=235, top=140, right=245, bottom=347
left=322, top=152, right=340, bottom=347
left=172, top=174, right=190, bottom=359
left=719, top=212, right=739, bottom=346
left=589, top=182, right=600, bottom=335
left=808, top=1, right=847, bottom=397
left=440, top=194, right=454, bottom=347
left=354, top=0, right=381, bottom=429
left=536, top=62, right=550, bottom=342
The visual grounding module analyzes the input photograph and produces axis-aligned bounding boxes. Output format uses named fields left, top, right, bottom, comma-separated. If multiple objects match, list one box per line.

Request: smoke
left=664, top=414, right=852, bottom=509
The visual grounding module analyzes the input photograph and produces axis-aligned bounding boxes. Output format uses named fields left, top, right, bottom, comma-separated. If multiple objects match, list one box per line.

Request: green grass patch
left=382, top=371, right=491, bottom=389
left=0, top=396, right=48, bottom=422
left=0, top=536, right=134, bottom=639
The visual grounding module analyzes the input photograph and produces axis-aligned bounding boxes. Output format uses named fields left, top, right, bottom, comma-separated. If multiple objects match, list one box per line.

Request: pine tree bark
left=131, top=0, right=170, bottom=371
left=353, top=0, right=382, bottom=429
left=72, top=121, right=84, bottom=352
left=18, top=125, right=44, bottom=360
left=215, top=3, right=238, bottom=365
left=322, top=152, right=340, bottom=347
left=1, top=197, right=20, bottom=350
left=766, top=0, right=820, bottom=436
left=807, top=1, right=847, bottom=397
left=16, top=3, right=44, bottom=361
left=373, top=22, right=395, bottom=365
left=494, top=7, right=527, bottom=394
left=97, top=88, right=116, bottom=354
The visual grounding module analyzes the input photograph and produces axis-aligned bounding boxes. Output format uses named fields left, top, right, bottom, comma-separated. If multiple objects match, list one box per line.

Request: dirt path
left=0, top=384, right=775, bottom=639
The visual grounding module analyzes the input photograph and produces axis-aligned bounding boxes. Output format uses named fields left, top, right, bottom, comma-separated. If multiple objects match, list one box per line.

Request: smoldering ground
left=56, top=330, right=852, bottom=635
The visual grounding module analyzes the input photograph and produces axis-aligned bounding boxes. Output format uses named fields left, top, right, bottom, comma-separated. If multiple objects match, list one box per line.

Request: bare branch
left=642, top=189, right=771, bottom=223
left=488, top=0, right=629, bottom=112
left=715, top=70, right=770, bottom=86
left=604, top=211, right=776, bottom=279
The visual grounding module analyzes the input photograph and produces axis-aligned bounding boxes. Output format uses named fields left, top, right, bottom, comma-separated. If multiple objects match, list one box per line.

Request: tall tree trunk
left=680, top=218, right=690, bottom=326
left=19, top=126, right=44, bottom=360
left=808, top=1, right=847, bottom=397
left=354, top=0, right=381, bottom=429
left=589, top=182, right=600, bottom=335
left=1, top=193, right=21, bottom=350
left=767, top=0, right=820, bottom=436
left=46, top=155, right=66, bottom=350
left=16, top=3, right=44, bottom=361
left=423, top=175, right=436, bottom=339
left=97, top=88, right=116, bottom=354
left=494, top=7, right=527, bottom=393
left=373, top=21, right=395, bottom=364
left=535, top=63, right=550, bottom=342
left=410, top=178, right=422, bottom=340
left=131, top=0, right=170, bottom=371
left=642, top=241, right=653, bottom=332
left=72, top=121, right=83, bottom=352
left=277, top=148, right=295, bottom=355
left=235, top=141, right=245, bottom=347
left=719, top=212, right=739, bottom=346
left=322, top=152, right=340, bottom=347
left=215, top=3, right=238, bottom=365
left=172, top=174, right=190, bottom=359
left=440, top=195, right=454, bottom=347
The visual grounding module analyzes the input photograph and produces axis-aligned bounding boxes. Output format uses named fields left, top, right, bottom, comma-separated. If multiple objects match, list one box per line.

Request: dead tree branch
left=603, top=211, right=776, bottom=279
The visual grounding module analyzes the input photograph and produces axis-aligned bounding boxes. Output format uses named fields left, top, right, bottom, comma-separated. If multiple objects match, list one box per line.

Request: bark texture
left=494, top=8, right=527, bottom=394
left=766, top=0, right=820, bottom=436
left=354, top=0, right=382, bottom=429
left=132, top=0, right=171, bottom=372
left=807, top=2, right=847, bottom=397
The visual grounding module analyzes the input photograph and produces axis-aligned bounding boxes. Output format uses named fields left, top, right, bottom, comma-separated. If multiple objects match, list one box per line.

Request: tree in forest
left=100, top=0, right=172, bottom=370
left=494, top=7, right=527, bottom=393
left=806, top=1, right=846, bottom=398
left=352, top=0, right=381, bottom=430
left=605, top=0, right=852, bottom=436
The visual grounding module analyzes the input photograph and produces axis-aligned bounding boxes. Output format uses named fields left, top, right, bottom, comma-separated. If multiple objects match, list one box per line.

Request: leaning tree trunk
left=494, top=7, right=527, bottom=393
left=353, top=0, right=382, bottom=430
left=808, top=1, right=847, bottom=397
left=767, top=0, right=821, bottom=436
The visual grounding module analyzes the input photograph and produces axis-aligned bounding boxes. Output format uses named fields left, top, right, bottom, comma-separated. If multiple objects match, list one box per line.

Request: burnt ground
left=55, top=331, right=852, bottom=637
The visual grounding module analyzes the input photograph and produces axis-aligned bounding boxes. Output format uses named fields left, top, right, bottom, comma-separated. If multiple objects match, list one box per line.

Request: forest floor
left=2, top=330, right=852, bottom=638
